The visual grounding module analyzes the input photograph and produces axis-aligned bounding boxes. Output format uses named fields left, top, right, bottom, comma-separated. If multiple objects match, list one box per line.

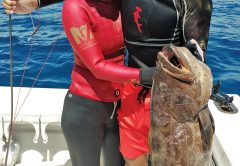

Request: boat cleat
left=40, top=115, right=61, bottom=144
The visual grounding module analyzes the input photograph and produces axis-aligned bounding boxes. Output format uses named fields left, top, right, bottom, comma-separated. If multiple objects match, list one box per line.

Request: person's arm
left=2, top=0, right=63, bottom=14
left=182, top=0, right=213, bottom=62
left=62, top=2, right=140, bottom=82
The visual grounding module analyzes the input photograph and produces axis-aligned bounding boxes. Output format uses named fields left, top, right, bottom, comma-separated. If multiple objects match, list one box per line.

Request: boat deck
left=0, top=87, right=239, bottom=166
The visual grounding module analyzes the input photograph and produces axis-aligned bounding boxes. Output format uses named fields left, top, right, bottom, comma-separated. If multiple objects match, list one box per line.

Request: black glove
left=136, top=67, right=155, bottom=103
left=185, top=39, right=205, bottom=62
left=139, top=67, right=156, bottom=87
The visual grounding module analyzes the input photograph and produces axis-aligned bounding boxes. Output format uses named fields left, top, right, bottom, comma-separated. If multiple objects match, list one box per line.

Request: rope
left=4, top=14, right=14, bottom=166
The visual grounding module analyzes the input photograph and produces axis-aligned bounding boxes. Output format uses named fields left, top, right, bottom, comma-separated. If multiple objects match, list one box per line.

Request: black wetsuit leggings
left=61, top=91, right=124, bottom=166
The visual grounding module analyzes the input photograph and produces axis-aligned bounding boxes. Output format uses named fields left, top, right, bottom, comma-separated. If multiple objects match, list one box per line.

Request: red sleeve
left=62, top=2, right=140, bottom=82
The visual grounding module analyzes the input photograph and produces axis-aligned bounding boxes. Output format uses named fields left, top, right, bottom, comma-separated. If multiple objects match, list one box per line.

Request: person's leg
left=118, top=83, right=151, bottom=166
left=61, top=91, right=118, bottom=166
left=124, top=154, right=149, bottom=166
left=101, top=102, right=125, bottom=166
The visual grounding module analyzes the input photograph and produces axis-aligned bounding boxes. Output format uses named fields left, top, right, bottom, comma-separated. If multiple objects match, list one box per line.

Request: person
left=1, top=0, right=153, bottom=166
left=118, top=0, right=213, bottom=165
left=64, top=0, right=212, bottom=163
left=2, top=0, right=213, bottom=166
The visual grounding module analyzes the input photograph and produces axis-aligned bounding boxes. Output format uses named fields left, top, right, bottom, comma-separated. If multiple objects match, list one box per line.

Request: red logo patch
left=133, top=6, right=142, bottom=33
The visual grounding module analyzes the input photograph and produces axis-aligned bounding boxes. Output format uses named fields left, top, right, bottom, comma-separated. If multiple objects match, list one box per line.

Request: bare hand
left=2, top=0, right=38, bottom=14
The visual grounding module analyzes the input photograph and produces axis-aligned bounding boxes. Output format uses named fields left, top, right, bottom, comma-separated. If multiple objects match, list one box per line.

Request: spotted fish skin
left=150, top=45, right=214, bottom=166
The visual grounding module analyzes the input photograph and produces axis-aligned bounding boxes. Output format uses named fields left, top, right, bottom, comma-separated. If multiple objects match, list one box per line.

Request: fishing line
left=13, top=9, right=41, bottom=121
left=28, top=9, right=41, bottom=41
left=13, top=8, right=62, bottom=120
left=14, top=34, right=60, bottom=121
left=30, top=12, right=35, bottom=29
left=13, top=9, right=42, bottom=120
left=13, top=43, right=33, bottom=120
left=2, top=7, right=61, bottom=166
left=13, top=9, right=61, bottom=121
left=4, top=14, right=14, bottom=166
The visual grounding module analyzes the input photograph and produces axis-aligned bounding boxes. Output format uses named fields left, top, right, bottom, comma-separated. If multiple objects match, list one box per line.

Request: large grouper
left=149, top=45, right=215, bottom=166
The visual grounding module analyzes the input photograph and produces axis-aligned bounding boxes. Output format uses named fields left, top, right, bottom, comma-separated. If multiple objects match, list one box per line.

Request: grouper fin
left=198, top=107, right=214, bottom=152
left=208, top=110, right=215, bottom=134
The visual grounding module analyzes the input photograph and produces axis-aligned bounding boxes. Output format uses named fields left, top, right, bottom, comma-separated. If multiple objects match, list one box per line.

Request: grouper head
left=151, top=45, right=213, bottom=123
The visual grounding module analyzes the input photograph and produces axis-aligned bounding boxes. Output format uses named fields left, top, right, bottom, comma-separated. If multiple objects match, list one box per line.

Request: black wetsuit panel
left=40, top=0, right=64, bottom=7
left=61, top=91, right=124, bottom=166
left=121, top=0, right=212, bottom=67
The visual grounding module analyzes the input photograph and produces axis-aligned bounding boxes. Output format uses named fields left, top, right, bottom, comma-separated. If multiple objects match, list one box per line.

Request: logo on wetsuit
left=133, top=6, right=142, bottom=33
left=70, top=24, right=97, bottom=50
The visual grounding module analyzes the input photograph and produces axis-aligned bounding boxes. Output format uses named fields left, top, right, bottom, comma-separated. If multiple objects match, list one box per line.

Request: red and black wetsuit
left=62, top=0, right=140, bottom=102
left=118, top=0, right=213, bottom=159
left=61, top=0, right=143, bottom=165
left=39, top=0, right=142, bottom=165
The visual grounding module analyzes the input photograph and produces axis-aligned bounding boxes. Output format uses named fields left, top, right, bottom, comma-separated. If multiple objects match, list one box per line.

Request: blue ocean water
left=0, top=0, right=239, bottom=94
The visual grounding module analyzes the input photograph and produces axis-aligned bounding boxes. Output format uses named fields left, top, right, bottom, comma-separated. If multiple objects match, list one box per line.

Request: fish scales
left=150, top=45, right=214, bottom=166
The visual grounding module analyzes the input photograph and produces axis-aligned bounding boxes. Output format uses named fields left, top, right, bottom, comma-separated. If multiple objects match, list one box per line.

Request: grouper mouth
left=157, top=45, right=196, bottom=83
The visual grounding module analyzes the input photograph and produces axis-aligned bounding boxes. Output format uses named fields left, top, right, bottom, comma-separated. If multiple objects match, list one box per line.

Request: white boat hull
left=0, top=86, right=239, bottom=166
